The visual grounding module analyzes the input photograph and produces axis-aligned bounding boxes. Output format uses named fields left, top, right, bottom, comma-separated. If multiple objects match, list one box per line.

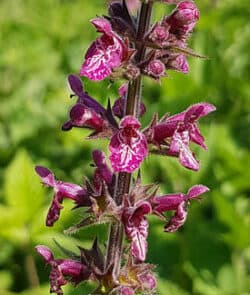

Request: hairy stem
left=105, top=0, right=153, bottom=287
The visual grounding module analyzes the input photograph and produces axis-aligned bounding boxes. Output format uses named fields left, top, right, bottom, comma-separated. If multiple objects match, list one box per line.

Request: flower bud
left=138, top=272, right=157, bottom=291
left=167, top=54, right=189, bottom=73
left=175, top=1, right=199, bottom=25
left=35, top=245, right=54, bottom=263
left=163, top=1, right=199, bottom=38
left=124, top=64, right=141, bottom=80
left=148, top=24, right=169, bottom=45
left=145, top=59, right=166, bottom=79
left=119, top=286, right=134, bottom=295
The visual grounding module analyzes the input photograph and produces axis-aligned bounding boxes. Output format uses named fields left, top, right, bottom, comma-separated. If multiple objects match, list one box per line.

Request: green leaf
left=0, top=271, right=13, bottom=290
left=157, top=278, right=189, bottom=295
left=4, top=150, right=45, bottom=222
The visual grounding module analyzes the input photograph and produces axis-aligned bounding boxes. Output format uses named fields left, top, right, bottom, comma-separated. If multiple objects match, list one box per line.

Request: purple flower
left=35, top=166, right=90, bottom=226
left=109, top=116, right=148, bottom=173
left=36, top=245, right=91, bottom=295
left=62, top=103, right=105, bottom=131
left=80, top=17, right=128, bottom=81
left=63, top=75, right=118, bottom=135
left=146, top=103, right=216, bottom=170
left=122, top=201, right=151, bottom=261
left=67, top=74, right=106, bottom=114
left=152, top=185, right=209, bottom=232
left=112, top=84, right=146, bottom=118
left=165, top=200, right=187, bottom=232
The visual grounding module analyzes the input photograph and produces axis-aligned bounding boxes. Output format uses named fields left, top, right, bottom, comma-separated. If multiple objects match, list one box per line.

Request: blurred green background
left=0, top=0, right=249, bottom=294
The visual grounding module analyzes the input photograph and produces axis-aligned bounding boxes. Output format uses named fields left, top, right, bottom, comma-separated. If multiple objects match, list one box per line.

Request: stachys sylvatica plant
left=35, top=1, right=216, bottom=294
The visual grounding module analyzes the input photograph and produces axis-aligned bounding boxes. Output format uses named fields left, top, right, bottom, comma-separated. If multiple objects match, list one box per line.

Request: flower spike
left=35, top=1, right=215, bottom=294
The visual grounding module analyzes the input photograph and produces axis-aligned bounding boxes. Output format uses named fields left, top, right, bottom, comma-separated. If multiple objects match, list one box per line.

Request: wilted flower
left=80, top=17, right=128, bottom=81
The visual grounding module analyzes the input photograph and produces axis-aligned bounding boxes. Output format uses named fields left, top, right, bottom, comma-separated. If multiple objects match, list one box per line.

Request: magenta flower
left=122, top=201, right=151, bottom=261
left=152, top=185, right=209, bottom=232
left=36, top=245, right=91, bottom=295
left=146, top=103, right=216, bottom=170
left=67, top=74, right=106, bottom=115
left=63, top=74, right=119, bottom=136
left=109, top=116, right=148, bottom=173
left=165, top=201, right=187, bottom=232
left=80, top=17, right=128, bottom=81
left=62, top=103, right=105, bottom=131
left=35, top=166, right=90, bottom=226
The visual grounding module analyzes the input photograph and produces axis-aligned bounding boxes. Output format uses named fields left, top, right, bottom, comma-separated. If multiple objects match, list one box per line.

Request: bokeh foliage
left=0, top=0, right=249, bottom=294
